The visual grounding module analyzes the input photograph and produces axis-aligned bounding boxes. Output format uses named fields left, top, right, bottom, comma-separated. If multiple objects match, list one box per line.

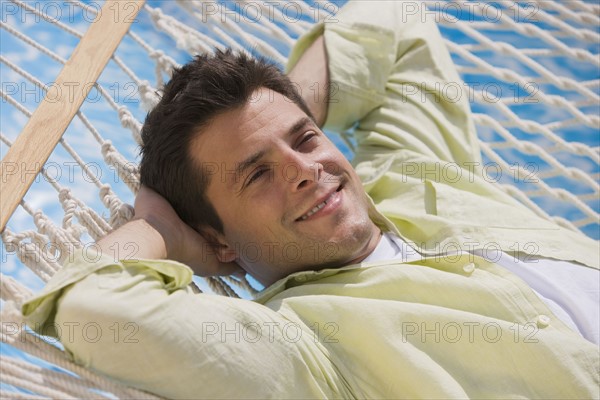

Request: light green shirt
left=22, top=2, right=599, bottom=399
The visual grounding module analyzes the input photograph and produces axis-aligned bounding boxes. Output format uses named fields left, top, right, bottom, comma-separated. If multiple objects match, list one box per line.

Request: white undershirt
left=364, top=232, right=600, bottom=345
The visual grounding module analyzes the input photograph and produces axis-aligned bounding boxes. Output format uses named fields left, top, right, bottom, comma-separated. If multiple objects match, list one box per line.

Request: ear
left=198, top=226, right=237, bottom=263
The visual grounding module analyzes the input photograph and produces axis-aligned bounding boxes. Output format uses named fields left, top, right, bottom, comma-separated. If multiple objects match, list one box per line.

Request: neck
left=258, top=225, right=384, bottom=287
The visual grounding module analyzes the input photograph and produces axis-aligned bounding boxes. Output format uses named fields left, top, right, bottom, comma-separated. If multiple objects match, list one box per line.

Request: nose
left=283, top=157, right=323, bottom=192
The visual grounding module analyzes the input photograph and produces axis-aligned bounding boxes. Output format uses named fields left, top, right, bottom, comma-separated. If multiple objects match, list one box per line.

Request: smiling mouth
left=296, top=185, right=343, bottom=221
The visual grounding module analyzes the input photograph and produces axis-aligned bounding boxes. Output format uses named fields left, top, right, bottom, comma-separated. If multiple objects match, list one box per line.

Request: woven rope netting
left=0, top=0, right=598, bottom=397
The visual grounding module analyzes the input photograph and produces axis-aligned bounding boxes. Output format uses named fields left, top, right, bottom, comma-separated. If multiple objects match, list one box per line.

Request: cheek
left=320, top=146, right=353, bottom=173
left=234, top=189, right=281, bottom=227
left=226, top=205, right=281, bottom=250
left=323, top=158, right=354, bottom=180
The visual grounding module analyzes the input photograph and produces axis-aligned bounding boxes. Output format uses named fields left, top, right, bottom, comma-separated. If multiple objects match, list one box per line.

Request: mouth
left=295, top=184, right=343, bottom=222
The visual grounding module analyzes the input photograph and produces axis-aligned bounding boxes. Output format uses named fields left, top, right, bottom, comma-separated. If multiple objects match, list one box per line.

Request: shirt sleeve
left=288, top=0, right=482, bottom=168
left=21, top=252, right=347, bottom=399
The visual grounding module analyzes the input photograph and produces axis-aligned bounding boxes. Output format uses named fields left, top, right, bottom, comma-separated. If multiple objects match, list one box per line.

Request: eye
left=245, top=167, right=268, bottom=187
left=297, top=131, right=317, bottom=148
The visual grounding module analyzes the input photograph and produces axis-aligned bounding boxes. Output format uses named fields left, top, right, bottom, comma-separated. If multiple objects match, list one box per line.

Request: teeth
left=299, top=192, right=336, bottom=221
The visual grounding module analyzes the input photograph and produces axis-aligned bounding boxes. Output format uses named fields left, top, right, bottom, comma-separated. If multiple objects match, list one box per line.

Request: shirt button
left=536, top=314, right=551, bottom=328
left=462, top=262, right=476, bottom=275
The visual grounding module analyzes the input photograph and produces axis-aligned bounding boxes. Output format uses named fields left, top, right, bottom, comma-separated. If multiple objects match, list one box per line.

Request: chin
left=328, top=221, right=376, bottom=261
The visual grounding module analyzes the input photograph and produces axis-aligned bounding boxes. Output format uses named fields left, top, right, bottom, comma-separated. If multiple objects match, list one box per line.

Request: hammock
left=1, top=0, right=598, bottom=397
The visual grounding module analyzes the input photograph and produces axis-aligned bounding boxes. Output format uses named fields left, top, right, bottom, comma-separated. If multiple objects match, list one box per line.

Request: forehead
left=188, top=88, right=311, bottom=184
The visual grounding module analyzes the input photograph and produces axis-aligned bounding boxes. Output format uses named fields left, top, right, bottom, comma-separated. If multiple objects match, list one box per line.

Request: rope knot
left=101, top=141, right=114, bottom=157
left=58, top=188, right=71, bottom=203
left=0, top=301, right=24, bottom=327
left=149, top=49, right=165, bottom=60
left=32, top=210, right=47, bottom=231
left=138, top=81, right=160, bottom=110
left=148, top=6, right=163, bottom=21
left=99, top=184, right=112, bottom=199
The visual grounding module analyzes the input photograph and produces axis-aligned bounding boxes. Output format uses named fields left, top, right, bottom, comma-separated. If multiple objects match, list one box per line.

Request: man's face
left=190, top=88, right=380, bottom=286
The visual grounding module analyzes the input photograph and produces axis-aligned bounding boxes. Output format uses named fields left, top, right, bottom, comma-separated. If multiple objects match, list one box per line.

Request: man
left=23, top=2, right=599, bottom=399
left=133, top=47, right=381, bottom=286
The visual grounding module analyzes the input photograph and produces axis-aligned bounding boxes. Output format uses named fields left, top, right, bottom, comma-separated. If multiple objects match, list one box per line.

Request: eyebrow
left=234, top=117, right=314, bottom=179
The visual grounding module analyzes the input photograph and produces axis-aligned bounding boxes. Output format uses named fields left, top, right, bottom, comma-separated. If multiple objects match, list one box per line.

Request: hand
left=132, top=186, right=244, bottom=277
